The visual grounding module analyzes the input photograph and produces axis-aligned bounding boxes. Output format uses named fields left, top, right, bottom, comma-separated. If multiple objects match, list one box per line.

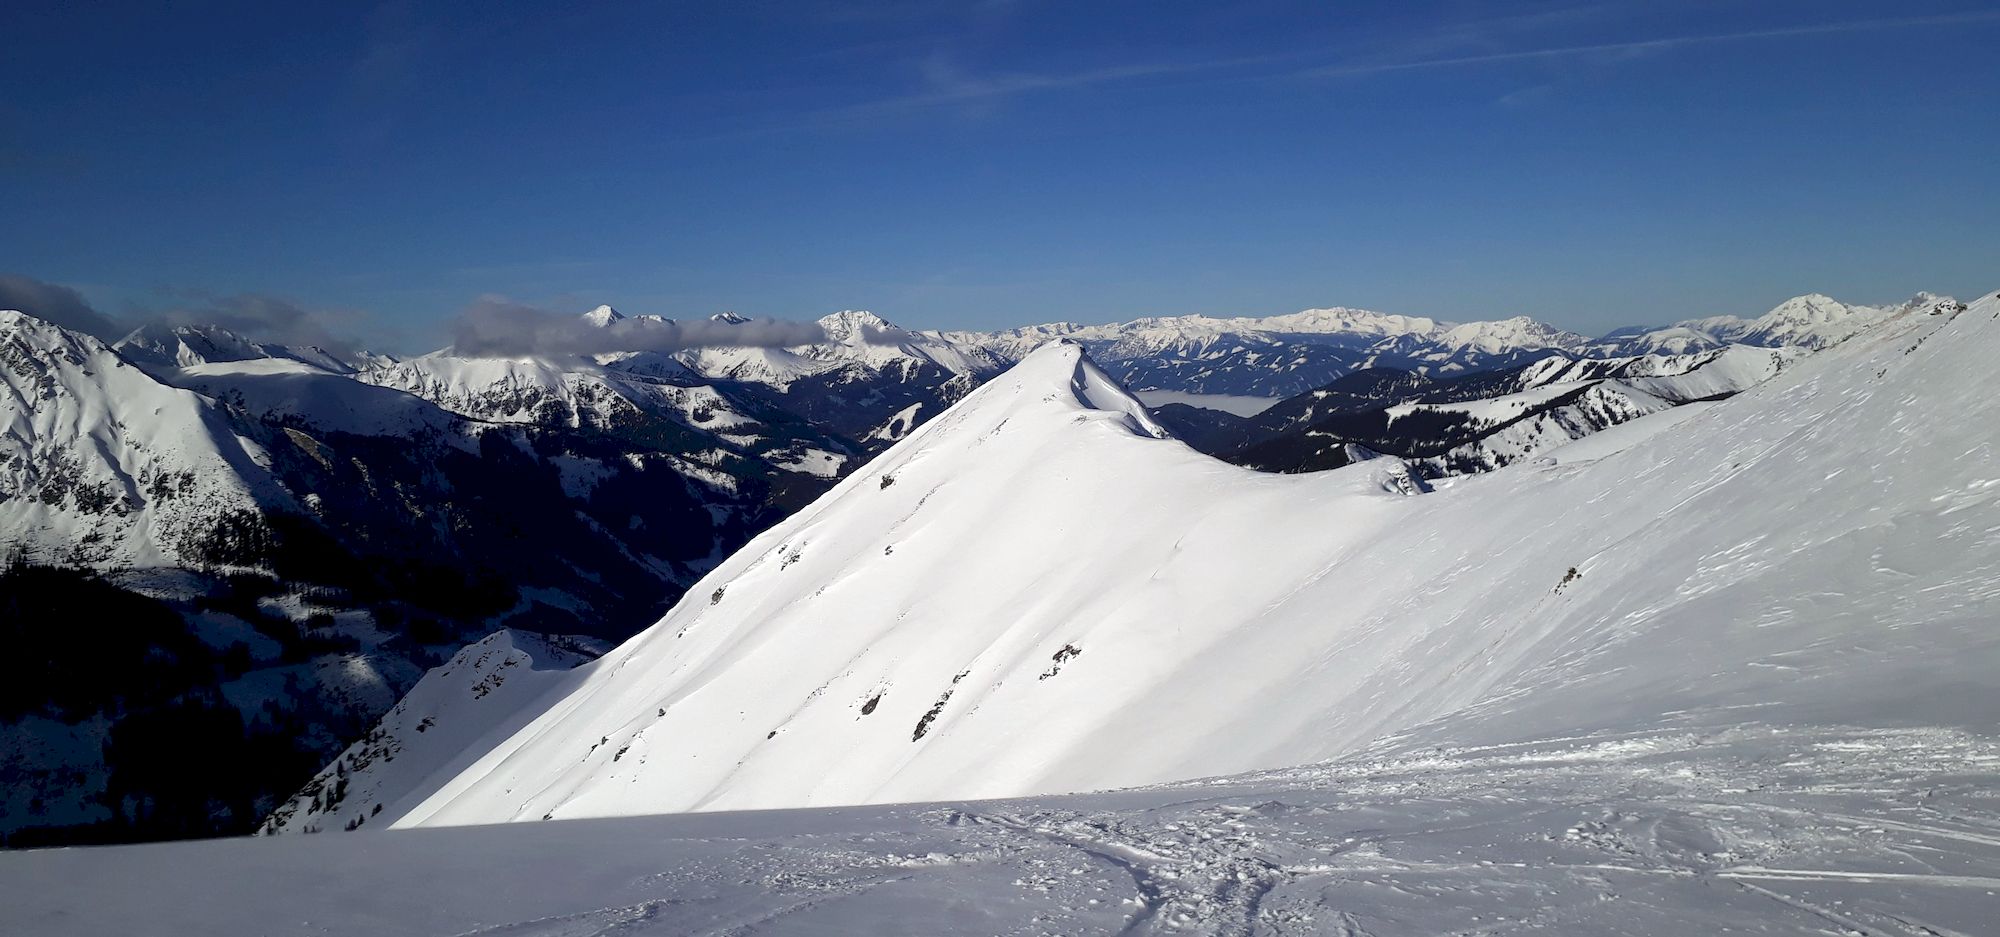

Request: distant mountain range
left=266, top=289, right=1994, bottom=834
left=0, top=288, right=1958, bottom=845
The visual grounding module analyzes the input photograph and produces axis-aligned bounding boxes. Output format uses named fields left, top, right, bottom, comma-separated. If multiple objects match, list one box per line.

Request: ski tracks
left=961, top=802, right=1336, bottom=936
left=376, top=724, right=2000, bottom=936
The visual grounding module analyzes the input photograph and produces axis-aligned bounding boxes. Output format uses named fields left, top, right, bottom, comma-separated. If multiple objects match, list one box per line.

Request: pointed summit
left=580, top=305, right=624, bottom=328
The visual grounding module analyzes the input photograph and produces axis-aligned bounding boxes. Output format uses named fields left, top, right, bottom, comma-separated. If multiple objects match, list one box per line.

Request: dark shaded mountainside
left=0, top=291, right=1951, bottom=846
left=0, top=312, right=964, bottom=847
left=1156, top=343, right=1810, bottom=477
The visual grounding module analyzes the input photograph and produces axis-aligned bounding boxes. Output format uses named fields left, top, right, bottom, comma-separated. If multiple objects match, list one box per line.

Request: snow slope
left=0, top=310, right=280, bottom=565
left=1536, top=398, right=1721, bottom=465
left=10, top=718, right=1998, bottom=936
left=366, top=288, right=2000, bottom=831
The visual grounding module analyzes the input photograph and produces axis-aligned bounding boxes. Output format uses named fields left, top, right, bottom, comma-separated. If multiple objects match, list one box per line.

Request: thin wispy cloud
left=742, top=8, right=2000, bottom=135
left=1304, top=10, right=2000, bottom=78
left=838, top=52, right=1292, bottom=118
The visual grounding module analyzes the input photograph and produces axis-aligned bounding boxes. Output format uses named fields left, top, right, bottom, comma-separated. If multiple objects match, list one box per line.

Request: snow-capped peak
left=1435, top=315, right=1590, bottom=354
left=1249, top=305, right=1445, bottom=338
left=816, top=309, right=898, bottom=344
left=1759, top=293, right=1855, bottom=326
left=710, top=312, right=750, bottom=324
left=580, top=305, right=625, bottom=327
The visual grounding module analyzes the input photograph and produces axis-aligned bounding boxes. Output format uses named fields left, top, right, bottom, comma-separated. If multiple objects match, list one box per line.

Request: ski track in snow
left=6, top=723, right=2000, bottom=935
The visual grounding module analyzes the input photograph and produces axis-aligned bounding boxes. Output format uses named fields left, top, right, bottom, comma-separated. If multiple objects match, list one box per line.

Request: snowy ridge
left=678, top=310, right=1008, bottom=391
left=956, top=306, right=1446, bottom=361
left=1612, top=291, right=1965, bottom=354
left=1432, top=315, right=1591, bottom=357
left=940, top=295, right=1870, bottom=397
left=372, top=289, right=2000, bottom=832
left=1232, top=341, right=1804, bottom=477
left=1514, top=343, right=1802, bottom=399
left=0, top=310, right=279, bottom=566
left=114, top=322, right=363, bottom=374
left=355, top=353, right=761, bottom=436
left=169, top=358, right=464, bottom=438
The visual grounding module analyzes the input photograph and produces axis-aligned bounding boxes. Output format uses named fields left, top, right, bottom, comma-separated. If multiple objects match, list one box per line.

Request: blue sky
left=3, top=0, right=1997, bottom=349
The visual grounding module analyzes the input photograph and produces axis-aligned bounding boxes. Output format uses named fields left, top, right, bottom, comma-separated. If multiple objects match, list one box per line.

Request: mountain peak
left=710, top=312, right=750, bottom=324
left=1763, top=294, right=1844, bottom=318
left=580, top=305, right=625, bottom=327
left=2, top=308, right=106, bottom=360
left=1436, top=315, right=1587, bottom=351
left=1003, top=339, right=1170, bottom=439
left=816, top=309, right=897, bottom=343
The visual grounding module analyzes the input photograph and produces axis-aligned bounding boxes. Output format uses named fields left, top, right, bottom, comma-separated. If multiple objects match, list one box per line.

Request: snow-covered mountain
left=358, top=306, right=1012, bottom=473
left=0, top=310, right=282, bottom=567
left=359, top=353, right=744, bottom=435
left=945, top=293, right=1954, bottom=399
left=1597, top=291, right=1963, bottom=355
left=352, top=307, right=884, bottom=491
left=0, top=308, right=850, bottom=845
left=949, top=307, right=1448, bottom=398
left=679, top=310, right=1005, bottom=389
left=1, top=287, right=1958, bottom=848
left=334, top=288, right=1995, bottom=831
left=1218, top=343, right=1801, bottom=476
left=675, top=303, right=1594, bottom=408
left=673, top=310, right=1010, bottom=445
left=114, top=322, right=372, bottom=374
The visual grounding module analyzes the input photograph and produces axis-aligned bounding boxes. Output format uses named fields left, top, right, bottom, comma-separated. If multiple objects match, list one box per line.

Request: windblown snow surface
left=6, top=293, right=2000, bottom=936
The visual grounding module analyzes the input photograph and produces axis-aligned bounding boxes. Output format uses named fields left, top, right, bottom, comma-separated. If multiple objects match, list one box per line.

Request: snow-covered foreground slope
left=365, top=290, right=2000, bottom=832
left=6, top=720, right=1998, bottom=935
